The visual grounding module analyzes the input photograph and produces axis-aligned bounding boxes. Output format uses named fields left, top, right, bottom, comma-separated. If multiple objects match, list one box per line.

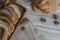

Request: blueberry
left=53, top=14, right=58, bottom=19
left=54, top=21, right=59, bottom=25
left=21, top=26, right=25, bottom=31
left=40, top=18, right=46, bottom=22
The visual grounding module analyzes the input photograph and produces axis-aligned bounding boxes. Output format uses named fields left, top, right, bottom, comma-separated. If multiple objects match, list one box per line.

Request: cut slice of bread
left=9, top=5, right=21, bottom=18
left=0, top=9, right=12, bottom=17
left=0, top=19, right=11, bottom=35
left=0, top=0, right=26, bottom=40
left=0, top=13, right=12, bottom=22
left=0, top=14, right=14, bottom=32
left=5, top=6, right=18, bottom=24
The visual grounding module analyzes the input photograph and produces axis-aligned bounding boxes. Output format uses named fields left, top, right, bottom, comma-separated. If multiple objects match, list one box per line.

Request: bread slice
left=9, top=5, right=21, bottom=18
left=0, top=18, right=12, bottom=35
left=0, top=13, right=14, bottom=32
left=0, top=0, right=26, bottom=40
left=0, top=12, right=12, bottom=21
left=0, top=9, right=16, bottom=31
left=0, top=9, right=12, bottom=17
left=0, top=8, right=16, bottom=23
left=5, top=6, right=18, bottom=24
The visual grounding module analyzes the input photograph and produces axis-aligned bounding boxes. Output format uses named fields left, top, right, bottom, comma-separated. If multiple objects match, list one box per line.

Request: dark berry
left=40, top=18, right=46, bottom=22
left=54, top=21, right=59, bottom=25
left=21, top=26, right=25, bottom=31
left=53, top=14, right=58, bottom=19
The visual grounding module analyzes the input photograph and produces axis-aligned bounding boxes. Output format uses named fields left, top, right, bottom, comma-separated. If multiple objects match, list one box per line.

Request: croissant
left=0, top=0, right=26, bottom=40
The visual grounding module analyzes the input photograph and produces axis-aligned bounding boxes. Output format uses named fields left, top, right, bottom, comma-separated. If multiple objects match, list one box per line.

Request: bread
left=0, top=13, right=14, bottom=34
left=0, top=0, right=26, bottom=40
left=32, top=0, right=57, bottom=14
left=0, top=18, right=12, bottom=35
left=0, top=10, right=12, bottom=21
left=5, top=6, right=18, bottom=24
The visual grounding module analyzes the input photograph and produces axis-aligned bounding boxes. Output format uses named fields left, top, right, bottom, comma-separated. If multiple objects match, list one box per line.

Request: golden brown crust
left=0, top=0, right=26, bottom=40
left=0, top=12, right=12, bottom=22
left=33, top=0, right=57, bottom=13
left=33, top=0, right=50, bottom=13
left=0, top=18, right=14, bottom=33
left=5, top=6, right=18, bottom=24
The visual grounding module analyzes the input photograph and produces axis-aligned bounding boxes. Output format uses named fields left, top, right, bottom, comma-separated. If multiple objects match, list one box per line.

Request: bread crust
left=32, top=0, right=49, bottom=13
left=0, top=0, right=26, bottom=40
left=32, top=0, right=57, bottom=14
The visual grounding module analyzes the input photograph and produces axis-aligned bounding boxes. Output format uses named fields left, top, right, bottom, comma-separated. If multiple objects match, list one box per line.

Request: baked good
left=0, top=0, right=26, bottom=40
left=32, top=0, right=57, bottom=14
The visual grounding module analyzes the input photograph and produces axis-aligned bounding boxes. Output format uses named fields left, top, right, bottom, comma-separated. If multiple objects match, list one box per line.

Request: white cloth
left=11, top=0, right=60, bottom=40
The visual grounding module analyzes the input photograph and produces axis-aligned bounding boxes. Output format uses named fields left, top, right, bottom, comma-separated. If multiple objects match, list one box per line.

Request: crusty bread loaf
left=0, top=0, right=26, bottom=40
